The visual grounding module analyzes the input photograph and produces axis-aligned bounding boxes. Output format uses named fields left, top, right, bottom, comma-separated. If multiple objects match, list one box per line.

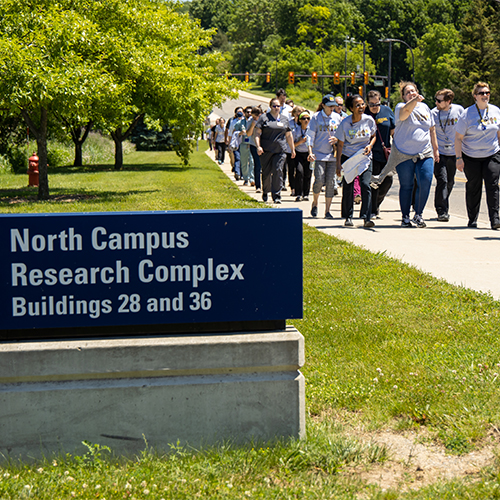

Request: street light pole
left=275, top=49, right=278, bottom=94
left=344, top=37, right=349, bottom=100
left=319, top=50, right=324, bottom=96
left=379, top=37, right=415, bottom=90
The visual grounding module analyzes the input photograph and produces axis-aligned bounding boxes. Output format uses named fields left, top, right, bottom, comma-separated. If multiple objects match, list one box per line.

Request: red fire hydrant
left=28, top=153, right=39, bottom=187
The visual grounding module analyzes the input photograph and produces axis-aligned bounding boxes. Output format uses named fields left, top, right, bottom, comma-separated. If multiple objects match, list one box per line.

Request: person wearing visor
left=293, top=111, right=313, bottom=201
left=455, top=82, right=500, bottom=229
left=431, top=89, right=464, bottom=222
left=307, top=94, right=342, bottom=219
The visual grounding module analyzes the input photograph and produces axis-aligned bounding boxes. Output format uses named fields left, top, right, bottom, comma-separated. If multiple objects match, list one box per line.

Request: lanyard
left=438, top=109, right=451, bottom=141
left=475, top=103, right=489, bottom=130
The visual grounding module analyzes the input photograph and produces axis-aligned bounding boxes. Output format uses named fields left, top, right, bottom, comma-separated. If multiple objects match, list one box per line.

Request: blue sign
left=0, top=210, right=302, bottom=337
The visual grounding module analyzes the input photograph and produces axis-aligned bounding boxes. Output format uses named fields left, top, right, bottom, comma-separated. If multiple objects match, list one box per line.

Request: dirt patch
left=314, top=410, right=499, bottom=491
left=347, top=429, right=496, bottom=491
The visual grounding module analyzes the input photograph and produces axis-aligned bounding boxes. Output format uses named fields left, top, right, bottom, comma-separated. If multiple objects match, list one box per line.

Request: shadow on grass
left=44, top=162, right=201, bottom=175
left=0, top=187, right=160, bottom=206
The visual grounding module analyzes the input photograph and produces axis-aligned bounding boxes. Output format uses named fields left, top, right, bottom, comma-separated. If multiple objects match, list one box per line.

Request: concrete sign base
left=0, top=327, right=305, bottom=460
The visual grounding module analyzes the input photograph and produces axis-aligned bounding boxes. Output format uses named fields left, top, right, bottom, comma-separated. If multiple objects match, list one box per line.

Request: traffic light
left=385, top=86, right=389, bottom=98
left=334, top=72, right=340, bottom=85
left=364, top=71, right=369, bottom=84
left=245, top=72, right=249, bottom=83
left=311, top=71, right=318, bottom=84
left=350, top=71, right=356, bottom=84
left=358, top=86, right=363, bottom=96
left=266, top=72, right=271, bottom=83
left=288, top=71, right=295, bottom=84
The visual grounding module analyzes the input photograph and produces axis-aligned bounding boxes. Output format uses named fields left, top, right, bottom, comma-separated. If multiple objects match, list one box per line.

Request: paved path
left=206, top=148, right=500, bottom=300
left=207, top=90, right=500, bottom=300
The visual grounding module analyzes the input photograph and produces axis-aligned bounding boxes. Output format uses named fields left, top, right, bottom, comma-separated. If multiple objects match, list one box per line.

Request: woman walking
left=455, top=82, right=500, bottom=229
left=394, top=82, right=439, bottom=227
left=293, top=111, right=313, bottom=201
left=254, top=98, right=296, bottom=204
left=335, top=94, right=377, bottom=227
left=214, top=118, right=226, bottom=165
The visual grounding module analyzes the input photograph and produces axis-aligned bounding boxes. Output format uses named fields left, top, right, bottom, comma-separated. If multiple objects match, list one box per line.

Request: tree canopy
left=0, top=0, right=238, bottom=198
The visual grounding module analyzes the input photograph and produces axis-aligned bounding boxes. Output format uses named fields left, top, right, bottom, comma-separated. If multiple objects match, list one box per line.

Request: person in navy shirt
left=365, top=90, right=395, bottom=218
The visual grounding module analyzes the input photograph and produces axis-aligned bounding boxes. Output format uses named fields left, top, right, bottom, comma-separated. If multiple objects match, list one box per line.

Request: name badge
left=276, top=122, right=284, bottom=127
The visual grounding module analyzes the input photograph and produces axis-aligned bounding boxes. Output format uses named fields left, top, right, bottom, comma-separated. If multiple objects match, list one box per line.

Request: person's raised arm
left=398, top=95, right=424, bottom=121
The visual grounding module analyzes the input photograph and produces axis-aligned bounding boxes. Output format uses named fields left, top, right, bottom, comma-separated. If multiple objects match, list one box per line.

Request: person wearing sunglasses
left=335, top=94, right=377, bottom=227
left=431, top=89, right=464, bottom=222
left=292, top=111, right=313, bottom=202
left=254, top=98, right=296, bottom=204
left=455, top=82, right=500, bottom=229
left=365, top=90, right=395, bottom=218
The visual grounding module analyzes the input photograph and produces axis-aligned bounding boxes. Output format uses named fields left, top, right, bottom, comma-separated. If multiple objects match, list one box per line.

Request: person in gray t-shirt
left=455, top=81, right=500, bottom=230
left=431, top=89, right=464, bottom=222
left=393, top=82, right=439, bottom=228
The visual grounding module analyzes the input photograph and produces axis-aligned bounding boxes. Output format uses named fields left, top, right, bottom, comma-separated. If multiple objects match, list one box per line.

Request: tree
left=413, top=24, right=461, bottom=103
left=297, top=4, right=331, bottom=51
left=0, top=0, right=238, bottom=196
left=0, top=1, right=114, bottom=199
left=452, top=0, right=500, bottom=105
left=83, top=0, right=238, bottom=169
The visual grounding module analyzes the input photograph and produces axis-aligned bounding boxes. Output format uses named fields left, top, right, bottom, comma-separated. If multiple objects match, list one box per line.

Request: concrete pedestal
left=0, top=327, right=305, bottom=460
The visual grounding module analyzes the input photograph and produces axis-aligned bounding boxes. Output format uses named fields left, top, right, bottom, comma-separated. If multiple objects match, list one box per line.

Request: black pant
left=463, top=151, right=500, bottom=225
left=434, top=154, right=456, bottom=216
left=371, top=159, right=393, bottom=215
left=261, top=151, right=286, bottom=201
left=341, top=154, right=372, bottom=220
left=216, top=142, right=226, bottom=163
left=294, top=151, right=312, bottom=197
left=284, top=152, right=294, bottom=190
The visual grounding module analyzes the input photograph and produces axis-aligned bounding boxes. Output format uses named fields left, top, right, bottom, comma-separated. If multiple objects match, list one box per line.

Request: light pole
left=319, top=50, right=324, bottom=96
left=379, top=37, right=415, bottom=102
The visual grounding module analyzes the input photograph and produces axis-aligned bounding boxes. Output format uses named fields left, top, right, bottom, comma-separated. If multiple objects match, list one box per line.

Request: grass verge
left=1, top=149, right=500, bottom=498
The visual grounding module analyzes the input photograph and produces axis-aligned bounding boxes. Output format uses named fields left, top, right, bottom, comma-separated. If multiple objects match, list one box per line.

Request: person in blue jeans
left=393, top=82, right=440, bottom=227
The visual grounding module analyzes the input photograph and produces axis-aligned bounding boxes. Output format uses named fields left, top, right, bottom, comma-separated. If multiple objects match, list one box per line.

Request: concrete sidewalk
left=207, top=149, right=500, bottom=300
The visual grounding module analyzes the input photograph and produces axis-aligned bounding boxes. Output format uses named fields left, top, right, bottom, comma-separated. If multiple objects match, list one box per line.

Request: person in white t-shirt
left=393, top=81, right=439, bottom=228
left=431, top=88, right=464, bottom=222
left=455, top=81, right=500, bottom=230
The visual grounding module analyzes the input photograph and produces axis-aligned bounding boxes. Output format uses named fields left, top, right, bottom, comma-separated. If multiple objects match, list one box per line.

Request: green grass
left=2, top=148, right=500, bottom=498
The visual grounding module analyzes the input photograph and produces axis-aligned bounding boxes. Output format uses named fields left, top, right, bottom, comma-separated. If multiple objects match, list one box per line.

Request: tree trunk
left=111, top=115, right=144, bottom=171
left=111, top=129, right=124, bottom=170
left=74, top=141, right=83, bottom=167
left=70, top=121, right=92, bottom=167
left=21, top=107, right=49, bottom=200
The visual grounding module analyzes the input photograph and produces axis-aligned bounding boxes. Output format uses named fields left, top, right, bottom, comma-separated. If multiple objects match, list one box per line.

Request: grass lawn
left=2, top=149, right=500, bottom=498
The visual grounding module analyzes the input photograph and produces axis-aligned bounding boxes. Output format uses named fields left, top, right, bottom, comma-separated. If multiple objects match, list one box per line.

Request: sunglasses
left=476, top=91, right=490, bottom=96
left=271, top=104, right=280, bottom=108
left=435, top=97, right=446, bottom=103
left=300, top=117, right=310, bottom=121
left=368, top=102, right=381, bottom=107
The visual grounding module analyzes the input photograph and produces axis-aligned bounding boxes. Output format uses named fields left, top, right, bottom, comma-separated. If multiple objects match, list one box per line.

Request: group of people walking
left=210, top=81, right=500, bottom=230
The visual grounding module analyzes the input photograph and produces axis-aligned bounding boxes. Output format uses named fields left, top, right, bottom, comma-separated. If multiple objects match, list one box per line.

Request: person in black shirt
left=255, top=98, right=296, bottom=204
left=365, top=90, right=395, bottom=217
